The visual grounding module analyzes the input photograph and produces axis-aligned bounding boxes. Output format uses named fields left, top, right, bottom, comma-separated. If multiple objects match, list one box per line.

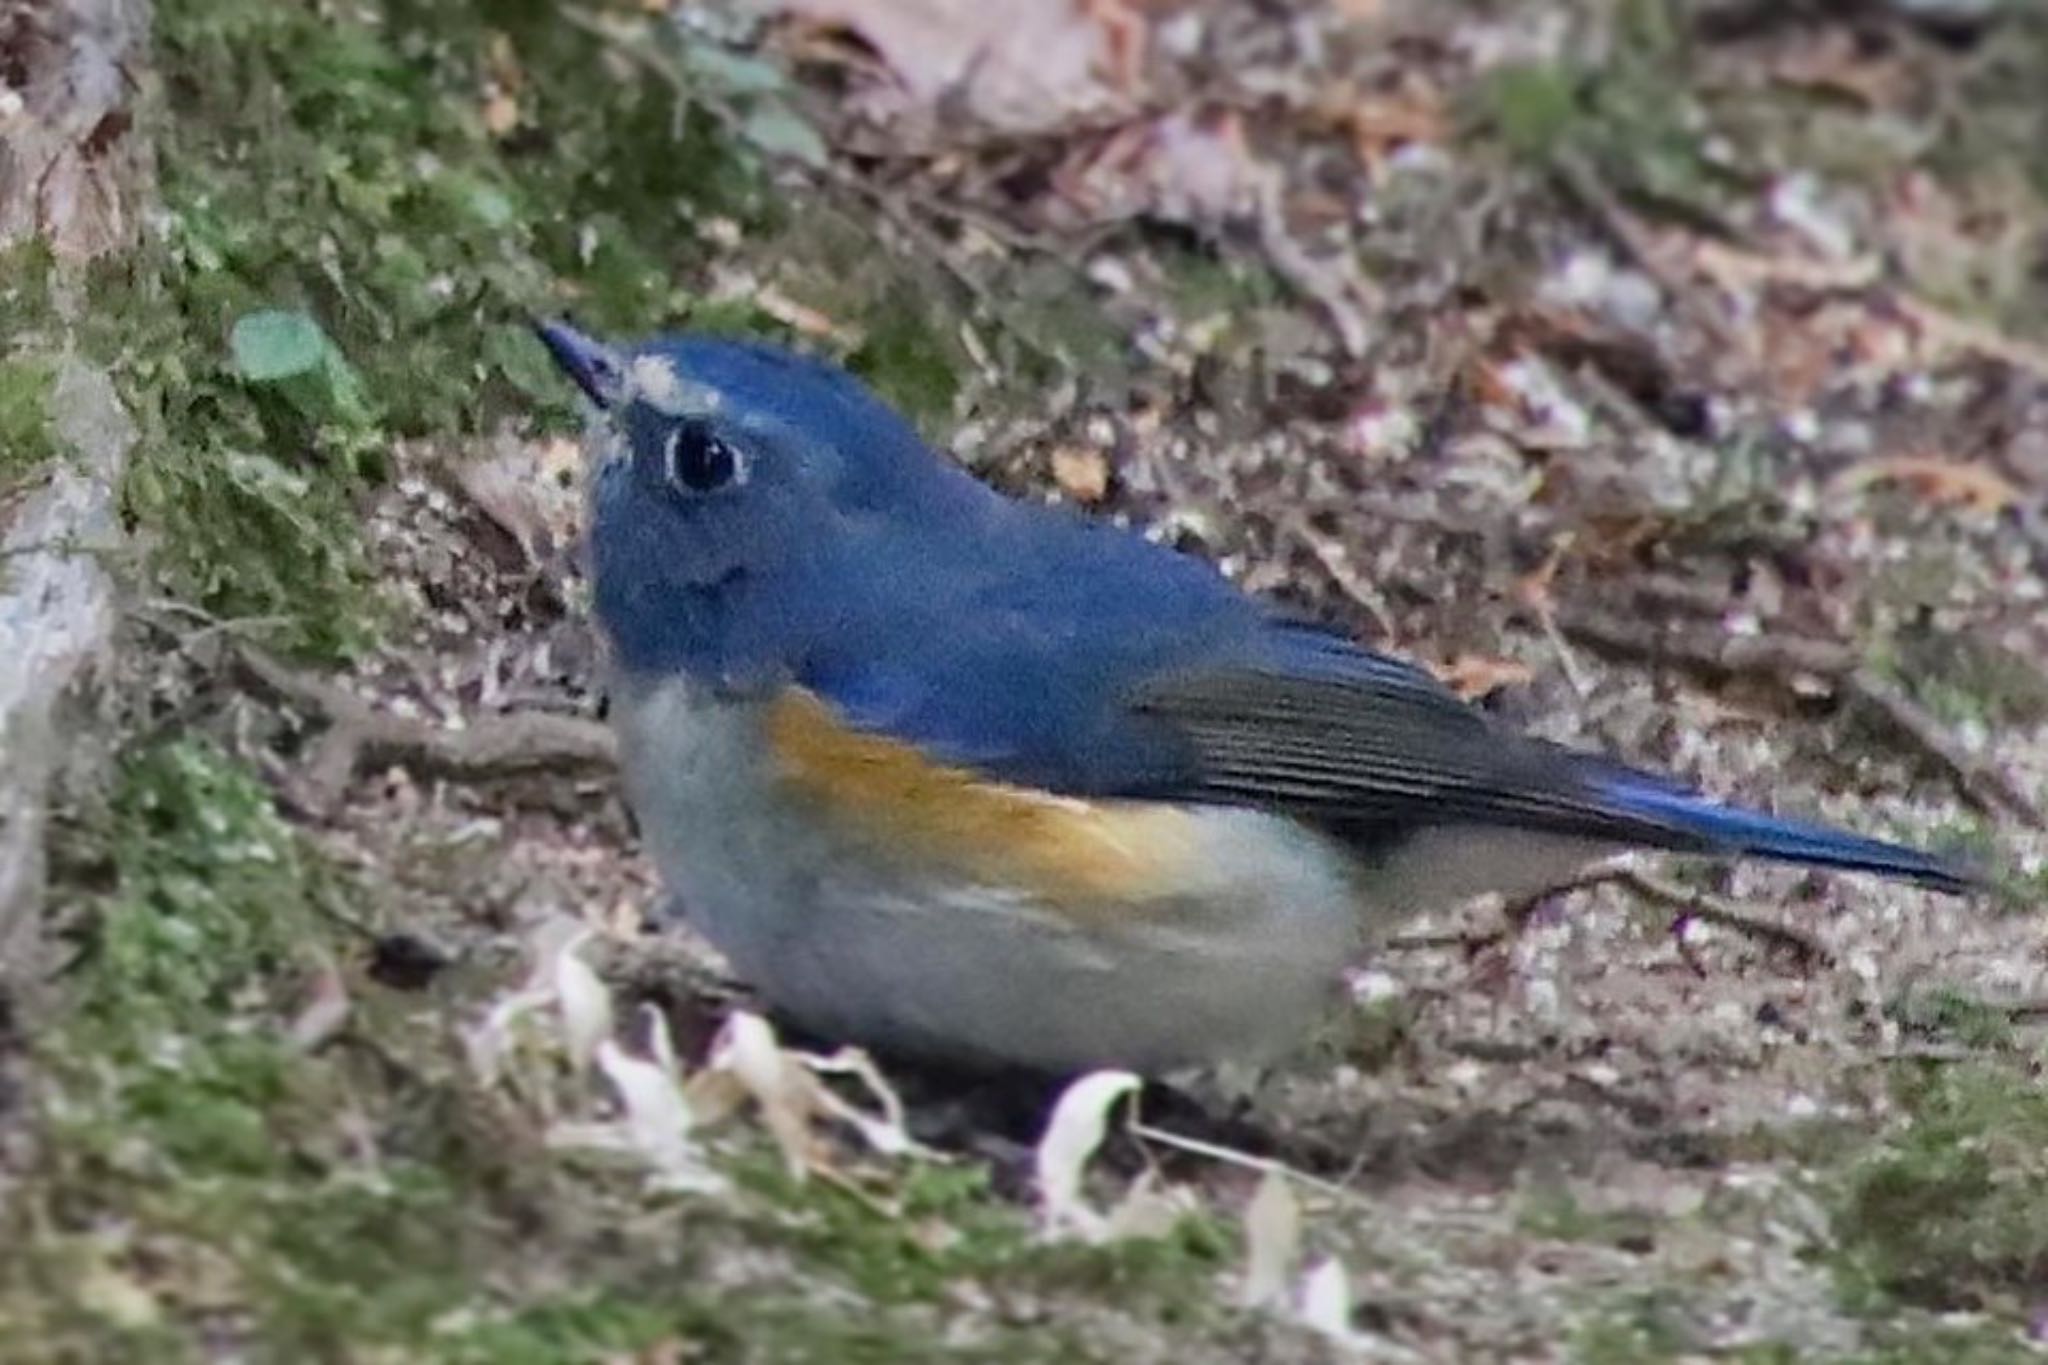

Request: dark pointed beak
left=533, top=317, right=624, bottom=408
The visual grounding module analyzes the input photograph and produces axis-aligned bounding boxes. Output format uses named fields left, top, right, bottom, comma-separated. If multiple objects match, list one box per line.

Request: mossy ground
left=6, top=0, right=2048, bottom=1359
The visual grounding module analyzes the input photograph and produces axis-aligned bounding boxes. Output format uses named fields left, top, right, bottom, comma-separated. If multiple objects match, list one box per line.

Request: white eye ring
left=661, top=423, right=746, bottom=494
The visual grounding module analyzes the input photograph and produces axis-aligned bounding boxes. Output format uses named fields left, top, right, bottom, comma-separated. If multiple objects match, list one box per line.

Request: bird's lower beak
left=533, top=318, right=624, bottom=408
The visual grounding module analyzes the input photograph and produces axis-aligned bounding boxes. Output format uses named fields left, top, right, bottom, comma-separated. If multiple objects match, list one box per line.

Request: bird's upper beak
left=534, top=318, right=624, bottom=408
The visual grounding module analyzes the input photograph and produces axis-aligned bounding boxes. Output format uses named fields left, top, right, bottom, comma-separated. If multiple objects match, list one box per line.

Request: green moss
left=1566, top=1292, right=1693, bottom=1364
left=733, top=1156, right=1228, bottom=1318
left=1887, top=986, right=2016, bottom=1051
left=1517, top=1184, right=1657, bottom=1250
left=849, top=298, right=965, bottom=428
left=88, top=0, right=1068, bottom=656
left=79, top=0, right=797, bottom=656
left=1466, top=0, right=1729, bottom=217
left=1845, top=1322, right=2044, bottom=1364
left=0, top=352, right=59, bottom=480
left=1896, top=626, right=2048, bottom=732
left=1832, top=1064, right=2048, bottom=1314
left=0, top=738, right=1229, bottom=1360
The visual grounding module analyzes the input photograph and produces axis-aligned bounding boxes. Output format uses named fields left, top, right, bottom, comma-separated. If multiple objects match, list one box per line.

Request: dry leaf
left=754, top=286, right=858, bottom=343
left=1896, top=295, right=2048, bottom=382
left=756, top=0, right=1142, bottom=133
left=594, top=1039, right=725, bottom=1192
left=1511, top=534, right=1573, bottom=612
left=1101, top=1170, right=1193, bottom=1242
left=1060, top=107, right=1262, bottom=226
left=462, top=916, right=595, bottom=1084
left=706, top=1011, right=820, bottom=1178
left=1431, top=654, right=1534, bottom=702
left=447, top=434, right=583, bottom=572
left=285, top=966, right=352, bottom=1052
left=1764, top=27, right=1905, bottom=107
left=1691, top=239, right=1881, bottom=293
left=641, top=1002, right=682, bottom=1081
left=800, top=1046, right=931, bottom=1159
left=482, top=88, right=520, bottom=137
left=1831, top=455, right=2018, bottom=515
left=1144, top=108, right=1261, bottom=222
left=1034, top=1069, right=1142, bottom=1239
left=1240, top=1170, right=1303, bottom=1308
left=1322, top=85, right=1445, bottom=170
left=1297, top=1257, right=1384, bottom=1354
left=1050, top=445, right=1112, bottom=502
left=552, top=929, right=615, bottom=1072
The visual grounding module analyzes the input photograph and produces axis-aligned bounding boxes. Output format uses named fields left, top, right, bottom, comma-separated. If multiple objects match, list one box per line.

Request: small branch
left=232, top=647, right=616, bottom=816
left=1276, top=511, right=1399, bottom=642
left=1548, top=151, right=1747, bottom=363
left=1558, top=610, right=2037, bottom=828
left=1384, top=929, right=1505, bottom=954
left=1601, top=865, right=1830, bottom=969
left=1389, top=862, right=1828, bottom=970
left=1253, top=174, right=1373, bottom=359
left=1556, top=609, right=1857, bottom=682
left=1843, top=668, right=2045, bottom=830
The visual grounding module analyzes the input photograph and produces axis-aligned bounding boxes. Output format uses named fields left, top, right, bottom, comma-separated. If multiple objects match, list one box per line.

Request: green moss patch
left=1832, top=1064, right=2048, bottom=1314
left=0, top=352, right=60, bottom=483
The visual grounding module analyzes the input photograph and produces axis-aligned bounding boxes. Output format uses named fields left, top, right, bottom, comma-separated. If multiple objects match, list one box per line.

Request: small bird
left=537, top=320, right=1971, bottom=1076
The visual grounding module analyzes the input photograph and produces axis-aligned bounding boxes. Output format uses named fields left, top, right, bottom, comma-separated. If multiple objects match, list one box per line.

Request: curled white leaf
left=595, top=1038, right=724, bottom=1193
left=1298, top=1257, right=1354, bottom=1338
left=640, top=1002, right=681, bottom=1081
left=1296, top=1256, right=1408, bottom=1357
left=708, top=1011, right=818, bottom=1178
left=551, top=929, right=614, bottom=1070
left=801, top=1046, right=935, bottom=1160
left=1103, top=1170, right=1192, bottom=1242
left=461, top=983, right=553, bottom=1085
left=1241, top=1169, right=1302, bottom=1308
left=1034, top=1069, right=1142, bottom=1240
left=285, top=966, right=351, bottom=1053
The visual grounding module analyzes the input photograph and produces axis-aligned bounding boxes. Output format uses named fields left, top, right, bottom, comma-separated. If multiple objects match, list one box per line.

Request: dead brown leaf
left=1315, top=81, right=1445, bottom=172
left=482, top=89, right=520, bottom=137
left=1054, top=107, right=1262, bottom=226
left=1691, top=240, right=1882, bottom=294
left=755, top=0, right=1144, bottom=133
left=1431, top=655, right=1535, bottom=702
left=1049, top=445, right=1112, bottom=503
left=1830, top=455, right=2019, bottom=515
left=1763, top=28, right=1907, bottom=108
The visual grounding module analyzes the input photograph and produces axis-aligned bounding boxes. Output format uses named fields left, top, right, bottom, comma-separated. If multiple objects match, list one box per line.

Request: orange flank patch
left=762, top=691, right=1201, bottom=912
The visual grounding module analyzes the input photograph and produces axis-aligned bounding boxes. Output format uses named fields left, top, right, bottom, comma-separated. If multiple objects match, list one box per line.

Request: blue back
left=569, top=329, right=1971, bottom=893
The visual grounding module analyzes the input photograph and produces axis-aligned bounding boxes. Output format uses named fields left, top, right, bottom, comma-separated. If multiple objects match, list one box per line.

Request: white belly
left=610, top=675, right=1368, bottom=1074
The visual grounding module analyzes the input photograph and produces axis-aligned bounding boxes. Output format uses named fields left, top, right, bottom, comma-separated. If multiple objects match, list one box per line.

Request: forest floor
left=5, top=0, right=2048, bottom=1359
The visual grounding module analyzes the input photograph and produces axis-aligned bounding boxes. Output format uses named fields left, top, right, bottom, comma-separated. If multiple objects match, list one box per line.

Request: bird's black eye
left=662, top=423, right=741, bottom=493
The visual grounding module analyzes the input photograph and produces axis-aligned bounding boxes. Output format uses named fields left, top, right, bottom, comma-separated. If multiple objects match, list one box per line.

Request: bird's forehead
left=625, top=353, right=721, bottom=418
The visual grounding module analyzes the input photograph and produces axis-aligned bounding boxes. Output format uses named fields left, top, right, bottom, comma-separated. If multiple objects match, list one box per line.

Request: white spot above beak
left=626, top=354, right=719, bottom=418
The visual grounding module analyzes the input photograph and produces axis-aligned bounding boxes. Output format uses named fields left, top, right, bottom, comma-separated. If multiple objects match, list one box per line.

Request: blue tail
left=1592, top=773, right=1975, bottom=894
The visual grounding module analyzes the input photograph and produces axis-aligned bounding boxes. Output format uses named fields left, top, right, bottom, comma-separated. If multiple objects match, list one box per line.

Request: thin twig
left=232, top=647, right=616, bottom=816
left=1253, top=173, right=1373, bottom=359
left=1557, top=609, right=1858, bottom=681
left=1276, top=511, right=1399, bottom=642
left=1127, top=1119, right=1350, bottom=1199
left=1548, top=150, right=1748, bottom=363
left=1557, top=609, right=2034, bottom=827
left=1600, top=865, right=1830, bottom=968
left=1844, top=668, right=2045, bottom=829
left=1384, top=929, right=1506, bottom=953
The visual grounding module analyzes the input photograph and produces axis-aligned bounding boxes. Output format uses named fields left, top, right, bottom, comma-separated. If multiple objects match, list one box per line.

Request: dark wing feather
left=1127, top=667, right=1723, bottom=852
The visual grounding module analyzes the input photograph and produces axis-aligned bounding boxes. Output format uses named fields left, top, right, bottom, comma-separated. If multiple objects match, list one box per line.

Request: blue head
left=536, top=321, right=999, bottom=687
